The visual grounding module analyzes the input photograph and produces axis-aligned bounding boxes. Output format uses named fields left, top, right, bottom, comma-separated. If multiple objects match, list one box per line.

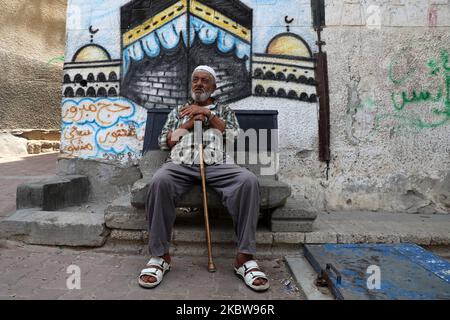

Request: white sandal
left=234, top=260, right=270, bottom=292
left=138, top=257, right=171, bottom=289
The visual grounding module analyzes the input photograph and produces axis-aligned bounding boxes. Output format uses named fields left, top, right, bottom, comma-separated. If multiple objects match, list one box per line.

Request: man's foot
left=234, top=253, right=269, bottom=289
left=139, top=253, right=171, bottom=287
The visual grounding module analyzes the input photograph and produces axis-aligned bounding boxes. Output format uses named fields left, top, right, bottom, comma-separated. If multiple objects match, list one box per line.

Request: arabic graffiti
left=62, top=99, right=133, bottom=126
left=61, top=98, right=147, bottom=161
left=373, top=49, right=450, bottom=131
left=388, top=47, right=416, bottom=85
left=385, top=49, right=450, bottom=129
left=346, top=49, right=450, bottom=140
left=62, top=123, right=96, bottom=157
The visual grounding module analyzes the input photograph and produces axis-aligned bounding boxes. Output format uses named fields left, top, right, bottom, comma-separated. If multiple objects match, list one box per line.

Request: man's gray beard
left=191, top=90, right=211, bottom=103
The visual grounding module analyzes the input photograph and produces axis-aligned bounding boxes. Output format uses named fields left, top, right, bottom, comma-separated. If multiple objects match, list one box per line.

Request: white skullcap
left=193, top=65, right=217, bottom=83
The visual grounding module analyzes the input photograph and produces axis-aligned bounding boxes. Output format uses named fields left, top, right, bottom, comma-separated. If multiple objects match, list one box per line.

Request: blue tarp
left=304, top=243, right=450, bottom=300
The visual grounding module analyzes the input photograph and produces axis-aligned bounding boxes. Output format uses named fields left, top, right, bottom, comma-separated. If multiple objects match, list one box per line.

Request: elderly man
left=138, top=66, right=269, bottom=292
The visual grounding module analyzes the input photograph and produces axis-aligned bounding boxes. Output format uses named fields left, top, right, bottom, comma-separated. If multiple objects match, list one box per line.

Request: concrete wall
left=58, top=0, right=449, bottom=213
left=278, top=0, right=449, bottom=213
left=0, top=0, right=67, bottom=130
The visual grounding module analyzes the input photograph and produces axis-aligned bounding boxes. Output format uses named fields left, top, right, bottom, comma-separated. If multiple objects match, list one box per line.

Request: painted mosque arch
left=298, top=75, right=307, bottom=84
left=264, top=71, right=275, bottom=80
left=109, top=72, right=118, bottom=81
left=254, top=68, right=264, bottom=79
left=97, top=73, right=107, bottom=82
left=108, top=87, right=118, bottom=96
left=254, top=85, right=265, bottom=96
left=75, top=88, right=85, bottom=97
left=74, top=74, right=83, bottom=83
left=276, top=72, right=286, bottom=81
left=287, top=74, right=297, bottom=82
left=97, top=87, right=107, bottom=97
left=86, top=87, right=97, bottom=97
left=299, top=92, right=309, bottom=101
left=64, top=87, right=74, bottom=97
left=288, top=90, right=298, bottom=99
left=266, top=87, right=276, bottom=97
left=63, top=74, right=71, bottom=83
left=277, top=88, right=287, bottom=97
left=307, top=77, right=316, bottom=85
left=87, top=73, right=95, bottom=82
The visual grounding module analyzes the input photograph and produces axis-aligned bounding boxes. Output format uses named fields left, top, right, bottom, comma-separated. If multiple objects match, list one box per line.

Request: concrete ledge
left=0, top=209, right=109, bottom=247
left=57, top=157, right=141, bottom=203
left=104, top=210, right=450, bottom=247
left=105, top=195, right=147, bottom=230
left=4, top=207, right=449, bottom=251
left=285, top=255, right=334, bottom=300
left=105, top=211, right=147, bottom=231
left=16, top=175, right=89, bottom=211
left=270, top=198, right=318, bottom=232
left=130, top=176, right=291, bottom=209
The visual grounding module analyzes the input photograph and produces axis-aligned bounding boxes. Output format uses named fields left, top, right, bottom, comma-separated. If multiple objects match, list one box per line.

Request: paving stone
left=30, top=288, right=68, bottom=300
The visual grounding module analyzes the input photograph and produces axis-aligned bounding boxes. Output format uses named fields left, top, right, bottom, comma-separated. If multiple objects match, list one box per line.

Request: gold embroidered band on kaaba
left=123, top=0, right=251, bottom=47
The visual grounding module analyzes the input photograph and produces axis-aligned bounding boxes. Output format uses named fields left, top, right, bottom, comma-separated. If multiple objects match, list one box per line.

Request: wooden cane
left=198, top=137, right=217, bottom=273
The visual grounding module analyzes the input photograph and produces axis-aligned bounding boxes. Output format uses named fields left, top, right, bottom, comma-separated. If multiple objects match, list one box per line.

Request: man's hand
left=167, top=113, right=207, bottom=148
left=182, top=114, right=207, bottom=130
left=180, top=104, right=210, bottom=119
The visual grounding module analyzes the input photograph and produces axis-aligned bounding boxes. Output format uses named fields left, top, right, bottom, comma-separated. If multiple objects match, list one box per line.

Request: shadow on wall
left=1, top=0, right=67, bottom=48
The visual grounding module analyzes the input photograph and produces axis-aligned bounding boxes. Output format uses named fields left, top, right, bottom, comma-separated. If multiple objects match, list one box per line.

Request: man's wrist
left=180, top=121, right=192, bottom=130
left=208, top=110, right=216, bottom=121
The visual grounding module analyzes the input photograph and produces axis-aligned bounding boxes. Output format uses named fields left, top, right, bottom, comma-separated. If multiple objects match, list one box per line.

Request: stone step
left=105, top=211, right=450, bottom=248
left=106, top=212, right=307, bottom=251
left=16, top=175, right=89, bottom=211
left=104, top=220, right=310, bottom=259
left=105, top=196, right=237, bottom=230
left=105, top=195, right=318, bottom=233
left=130, top=176, right=291, bottom=209
left=100, top=235, right=301, bottom=259
left=105, top=195, right=147, bottom=230
left=0, top=209, right=109, bottom=247
left=271, top=198, right=318, bottom=232
left=107, top=219, right=300, bottom=251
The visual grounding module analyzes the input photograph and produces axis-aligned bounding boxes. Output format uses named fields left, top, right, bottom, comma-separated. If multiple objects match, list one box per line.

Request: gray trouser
left=145, top=161, right=261, bottom=256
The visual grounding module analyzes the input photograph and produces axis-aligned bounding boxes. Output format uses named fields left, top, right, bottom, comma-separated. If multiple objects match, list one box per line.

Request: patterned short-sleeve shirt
left=158, top=101, right=240, bottom=165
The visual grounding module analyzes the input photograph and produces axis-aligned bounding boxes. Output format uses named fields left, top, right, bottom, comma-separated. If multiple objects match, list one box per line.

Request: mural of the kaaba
left=61, top=0, right=318, bottom=162
left=120, top=0, right=253, bottom=108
